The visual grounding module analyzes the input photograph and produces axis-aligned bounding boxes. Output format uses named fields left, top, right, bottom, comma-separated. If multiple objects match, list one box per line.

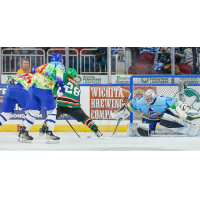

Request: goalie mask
left=144, top=89, right=157, bottom=107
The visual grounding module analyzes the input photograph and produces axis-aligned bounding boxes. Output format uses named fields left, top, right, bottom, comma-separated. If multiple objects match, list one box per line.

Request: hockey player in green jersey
left=39, top=68, right=103, bottom=137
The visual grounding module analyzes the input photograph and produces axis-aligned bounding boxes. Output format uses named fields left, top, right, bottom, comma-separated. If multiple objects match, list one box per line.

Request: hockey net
left=130, top=75, right=200, bottom=135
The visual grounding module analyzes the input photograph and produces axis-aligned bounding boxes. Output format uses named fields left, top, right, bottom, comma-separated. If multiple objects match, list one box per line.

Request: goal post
left=130, top=74, right=200, bottom=123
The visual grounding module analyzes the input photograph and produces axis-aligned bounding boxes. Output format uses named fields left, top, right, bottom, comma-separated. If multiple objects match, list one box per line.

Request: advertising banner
left=90, top=86, right=130, bottom=120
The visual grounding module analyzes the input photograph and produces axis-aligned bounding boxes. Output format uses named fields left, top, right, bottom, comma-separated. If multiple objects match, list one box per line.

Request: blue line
left=0, top=114, right=7, bottom=122
left=46, top=119, right=55, bottom=123
left=25, top=118, right=33, bottom=124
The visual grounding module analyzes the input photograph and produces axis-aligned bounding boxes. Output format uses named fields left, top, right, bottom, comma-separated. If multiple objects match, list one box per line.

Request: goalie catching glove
left=176, top=103, right=200, bottom=120
left=110, top=104, right=130, bottom=120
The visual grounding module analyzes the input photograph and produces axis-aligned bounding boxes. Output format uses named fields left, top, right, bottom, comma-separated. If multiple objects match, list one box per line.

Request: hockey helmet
left=144, top=89, right=157, bottom=107
left=66, top=68, right=77, bottom=79
left=50, top=53, right=63, bottom=62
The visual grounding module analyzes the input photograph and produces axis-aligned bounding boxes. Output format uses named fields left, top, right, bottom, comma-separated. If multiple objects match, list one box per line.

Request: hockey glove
left=57, top=83, right=65, bottom=97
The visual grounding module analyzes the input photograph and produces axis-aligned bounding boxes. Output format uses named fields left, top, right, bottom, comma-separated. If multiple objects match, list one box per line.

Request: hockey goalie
left=111, top=88, right=200, bottom=137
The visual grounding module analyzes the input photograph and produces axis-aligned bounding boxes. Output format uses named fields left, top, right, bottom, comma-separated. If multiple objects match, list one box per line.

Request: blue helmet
left=51, top=53, right=63, bottom=62
left=31, top=66, right=38, bottom=73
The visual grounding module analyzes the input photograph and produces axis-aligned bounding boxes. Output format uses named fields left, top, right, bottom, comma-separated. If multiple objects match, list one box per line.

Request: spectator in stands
left=175, top=47, right=199, bottom=74
left=153, top=47, right=171, bottom=72
left=92, top=47, right=107, bottom=72
left=126, top=47, right=140, bottom=65
left=16, top=47, right=38, bottom=66
left=139, top=47, right=160, bottom=55
left=16, top=58, right=30, bottom=75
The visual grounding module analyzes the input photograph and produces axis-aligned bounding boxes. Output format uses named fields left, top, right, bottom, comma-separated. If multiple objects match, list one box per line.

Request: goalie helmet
left=144, top=89, right=157, bottom=107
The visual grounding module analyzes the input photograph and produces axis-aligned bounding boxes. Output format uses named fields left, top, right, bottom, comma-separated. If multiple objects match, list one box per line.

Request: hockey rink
left=1, top=131, right=200, bottom=150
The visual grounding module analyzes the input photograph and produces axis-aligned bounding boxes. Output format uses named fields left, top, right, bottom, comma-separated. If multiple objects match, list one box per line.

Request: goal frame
left=130, top=74, right=200, bottom=123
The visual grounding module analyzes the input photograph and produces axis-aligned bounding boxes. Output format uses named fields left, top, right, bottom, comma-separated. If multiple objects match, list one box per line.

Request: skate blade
left=38, top=133, right=45, bottom=139
left=18, top=138, right=32, bottom=143
left=46, top=140, right=60, bottom=144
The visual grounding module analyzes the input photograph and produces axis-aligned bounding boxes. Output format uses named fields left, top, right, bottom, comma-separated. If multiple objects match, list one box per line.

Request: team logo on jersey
left=146, top=107, right=162, bottom=119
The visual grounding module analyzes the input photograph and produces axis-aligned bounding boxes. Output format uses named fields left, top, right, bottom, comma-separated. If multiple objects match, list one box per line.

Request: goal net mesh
left=130, top=75, right=200, bottom=135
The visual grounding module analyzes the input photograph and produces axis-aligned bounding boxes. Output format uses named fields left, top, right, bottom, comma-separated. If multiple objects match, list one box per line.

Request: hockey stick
left=111, top=118, right=122, bottom=137
left=62, top=114, right=91, bottom=138
left=111, top=93, right=131, bottom=137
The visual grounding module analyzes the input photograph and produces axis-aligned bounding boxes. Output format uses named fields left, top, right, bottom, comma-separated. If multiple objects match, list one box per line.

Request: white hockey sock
left=22, top=110, right=29, bottom=127
left=0, top=112, right=11, bottom=126
left=46, top=109, right=57, bottom=131
left=23, top=110, right=40, bottom=131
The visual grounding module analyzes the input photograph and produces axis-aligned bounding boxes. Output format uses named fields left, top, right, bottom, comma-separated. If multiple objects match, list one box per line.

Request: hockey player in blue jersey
left=20, top=53, right=65, bottom=144
left=0, top=66, right=38, bottom=141
left=111, top=89, right=200, bottom=137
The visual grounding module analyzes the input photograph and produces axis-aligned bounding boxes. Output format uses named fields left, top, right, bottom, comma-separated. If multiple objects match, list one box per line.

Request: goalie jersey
left=128, top=95, right=179, bottom=121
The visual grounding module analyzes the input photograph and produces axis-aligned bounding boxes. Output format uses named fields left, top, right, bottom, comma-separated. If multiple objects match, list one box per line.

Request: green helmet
left=66, top=68, right=77, bottom=78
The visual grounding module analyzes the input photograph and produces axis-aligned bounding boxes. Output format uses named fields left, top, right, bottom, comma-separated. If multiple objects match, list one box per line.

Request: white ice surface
left=1, top=132, right=200, bottom=150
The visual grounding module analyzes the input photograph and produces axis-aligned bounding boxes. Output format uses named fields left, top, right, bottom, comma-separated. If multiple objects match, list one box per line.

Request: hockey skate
left=92, top=126, right=103, bottom=137
left=46, top=131, right=60, bottom=144
left=18, top=126, right=33, bottom=143
left=39, top=126, right=47, bottom=138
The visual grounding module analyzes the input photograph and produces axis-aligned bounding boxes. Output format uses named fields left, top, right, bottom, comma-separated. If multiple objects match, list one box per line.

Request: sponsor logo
left=75, top=76, right=82, bottom=83
left=141, top=78, right=169, bottom=84
left=115, top=76, right=130, bottom=84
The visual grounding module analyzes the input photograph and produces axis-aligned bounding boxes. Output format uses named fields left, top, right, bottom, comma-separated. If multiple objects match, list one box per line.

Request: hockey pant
left=0, top=83, right=28, bottom=126
left=142, top=108, right=175, bottom=131
left=42, top=106, right=98, bottom=131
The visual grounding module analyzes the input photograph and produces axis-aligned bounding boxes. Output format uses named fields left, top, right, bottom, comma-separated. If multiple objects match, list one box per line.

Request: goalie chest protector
left=132, top=95, right=178, bottom=121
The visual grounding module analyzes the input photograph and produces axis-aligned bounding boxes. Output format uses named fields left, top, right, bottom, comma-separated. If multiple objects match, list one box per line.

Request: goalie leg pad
left=160, top=113, right=198, bottom=136
left=127, top=123, right=150, bottom=137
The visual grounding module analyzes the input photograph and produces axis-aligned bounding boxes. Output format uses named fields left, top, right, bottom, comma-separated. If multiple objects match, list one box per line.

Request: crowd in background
left=1, top=47, right=200, bottom=75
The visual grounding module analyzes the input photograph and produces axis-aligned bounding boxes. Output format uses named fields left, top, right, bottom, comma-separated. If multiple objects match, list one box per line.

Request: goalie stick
left=62, top=114, right=91, bottom=138
left=112, top=93, right=131, bottom=137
